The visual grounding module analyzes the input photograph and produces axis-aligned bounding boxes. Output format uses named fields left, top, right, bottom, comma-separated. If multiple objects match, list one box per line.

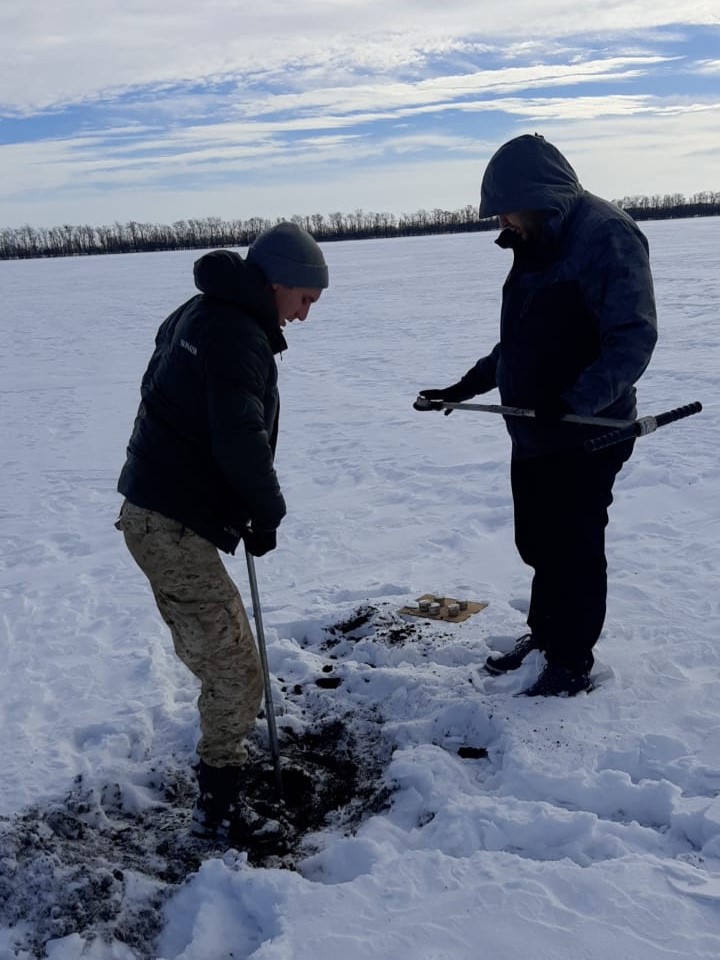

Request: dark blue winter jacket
left=118, top=250, right=287, bottom=553
left=463, top=134, right=658, bottom=458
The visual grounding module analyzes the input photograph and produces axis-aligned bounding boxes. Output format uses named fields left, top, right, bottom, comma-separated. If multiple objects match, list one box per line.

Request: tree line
left=1, top=193, right=718, bottom=260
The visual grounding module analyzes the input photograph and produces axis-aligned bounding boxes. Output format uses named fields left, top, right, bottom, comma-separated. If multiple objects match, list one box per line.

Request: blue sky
left=0, top=1, right=718, bottom=228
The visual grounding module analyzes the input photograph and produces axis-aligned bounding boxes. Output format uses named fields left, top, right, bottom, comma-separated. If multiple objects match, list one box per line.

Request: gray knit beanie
left=247, top=221, right=329, bottom=289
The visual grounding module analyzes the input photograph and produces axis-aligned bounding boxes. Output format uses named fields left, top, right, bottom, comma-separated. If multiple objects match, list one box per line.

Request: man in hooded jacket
left=116, top=222, right=328, bottom=839
left=417, top=134, right=657, bottom=697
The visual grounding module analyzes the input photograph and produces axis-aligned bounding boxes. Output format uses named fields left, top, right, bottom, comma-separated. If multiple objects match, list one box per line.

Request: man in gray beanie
left=116, top=221, right=328, bottom=843
left=247, top=220, right=329, bottom=291
left=416, top=134, right=657, bottom=698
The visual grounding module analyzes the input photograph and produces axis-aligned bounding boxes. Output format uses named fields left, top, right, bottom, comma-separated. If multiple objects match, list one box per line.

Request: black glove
left=533, top=397, right=572, bottom=422
left=243, top=526, right=277, bottom=557
left=414, top=382, right=474, bottom=415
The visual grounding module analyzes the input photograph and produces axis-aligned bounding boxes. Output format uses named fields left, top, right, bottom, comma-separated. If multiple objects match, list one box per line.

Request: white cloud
left=235, top=57, right=671, bottom=118
left=2, top=98, right=718, bottom=228
left=6, top=91, right=709, bottom=202
left=452, top=94, right=720, bottom=122
left=0, top=3, right=717, bottom=228
left=0, top=1, right=716, bottom=111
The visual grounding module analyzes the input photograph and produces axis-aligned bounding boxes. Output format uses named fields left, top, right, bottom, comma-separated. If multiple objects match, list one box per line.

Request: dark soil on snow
left=0, top=606, right=406, bottom=960
left=322, top=602, right=429, bottom=648
left=0, top=604, right=441, bottom=958
left=0, top=718, right=391, bottom=958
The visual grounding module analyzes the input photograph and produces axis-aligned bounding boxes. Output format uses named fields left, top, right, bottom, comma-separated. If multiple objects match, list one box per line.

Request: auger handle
left=584, top=401, right=703, bottom=453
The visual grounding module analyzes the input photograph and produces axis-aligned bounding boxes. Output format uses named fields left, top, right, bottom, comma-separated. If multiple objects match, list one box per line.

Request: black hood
left=193, top=249, right=287, bottom=353
left=479, top=134, right=582, bottom=221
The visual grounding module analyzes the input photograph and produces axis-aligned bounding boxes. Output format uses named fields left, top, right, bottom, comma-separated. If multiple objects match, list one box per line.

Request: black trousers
left=511, top=440, right=633, bottom=671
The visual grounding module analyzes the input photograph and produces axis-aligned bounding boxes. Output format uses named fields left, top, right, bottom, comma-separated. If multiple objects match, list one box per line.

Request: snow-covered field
left=1, top=218, right=719, bottom=959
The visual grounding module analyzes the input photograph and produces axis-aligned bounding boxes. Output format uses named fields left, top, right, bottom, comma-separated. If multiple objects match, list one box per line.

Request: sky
left=0, top=1, right=719, bottom=229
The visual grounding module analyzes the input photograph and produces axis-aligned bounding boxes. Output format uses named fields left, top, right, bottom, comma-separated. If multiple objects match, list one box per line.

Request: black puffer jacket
left=463, top=134, right=658, bottom=458
left=118, top=250, right=287, bottom=553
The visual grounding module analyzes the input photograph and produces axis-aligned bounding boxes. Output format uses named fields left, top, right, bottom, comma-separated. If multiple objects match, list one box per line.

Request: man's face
left=272, top=285, right=323, bottom=327
left=498, top=211, right=544, bottom=242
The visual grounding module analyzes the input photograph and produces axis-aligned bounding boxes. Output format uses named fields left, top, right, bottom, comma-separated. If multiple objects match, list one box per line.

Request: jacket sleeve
left=564, top=218, right=658, bottom=416
left=457, top=342, right=501, bottom=395
left=205, top=330, right=286, bottom=530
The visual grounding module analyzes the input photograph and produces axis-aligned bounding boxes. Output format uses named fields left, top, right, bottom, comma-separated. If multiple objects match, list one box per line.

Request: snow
left=1, top=218, right=719, bottom=959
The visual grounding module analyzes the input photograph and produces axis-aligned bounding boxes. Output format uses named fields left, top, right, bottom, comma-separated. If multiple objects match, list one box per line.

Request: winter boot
left=484, top=634, right=539, bottom=675
left=192, top=760, right=291, bottom=850
left=191, top=760, right=245, bottom=840
left=519, top=661, right=592, bottom=698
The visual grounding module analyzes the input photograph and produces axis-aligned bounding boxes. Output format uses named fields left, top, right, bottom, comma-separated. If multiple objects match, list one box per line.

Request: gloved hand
left=414, top=382, right=474, bottom=415
left=243, top=525, right=277, bottom=557
left=533, top=397, right=572, bottom=422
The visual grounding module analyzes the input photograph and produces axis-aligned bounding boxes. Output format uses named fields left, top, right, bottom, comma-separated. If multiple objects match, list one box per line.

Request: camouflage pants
left=115, top=500, right=263, bottom=767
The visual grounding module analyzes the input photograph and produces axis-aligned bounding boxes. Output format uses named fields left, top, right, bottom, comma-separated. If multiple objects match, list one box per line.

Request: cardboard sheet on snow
left=400, top=593, right=488, bottom=623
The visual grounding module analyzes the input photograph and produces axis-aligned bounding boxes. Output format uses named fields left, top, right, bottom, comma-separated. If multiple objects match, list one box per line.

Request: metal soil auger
left=244, top=545, right=284, bottom=798
left=413, top=396, right=703, bottom=452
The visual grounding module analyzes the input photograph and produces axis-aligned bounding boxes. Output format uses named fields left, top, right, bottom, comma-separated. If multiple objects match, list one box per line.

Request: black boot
left=484, top=634, right=539, bottom=675
left=192, top=760, right=290, bottom=849
left=519, top=661, right=592, bottom=698
left=191, top=760, right=244, bottom=839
